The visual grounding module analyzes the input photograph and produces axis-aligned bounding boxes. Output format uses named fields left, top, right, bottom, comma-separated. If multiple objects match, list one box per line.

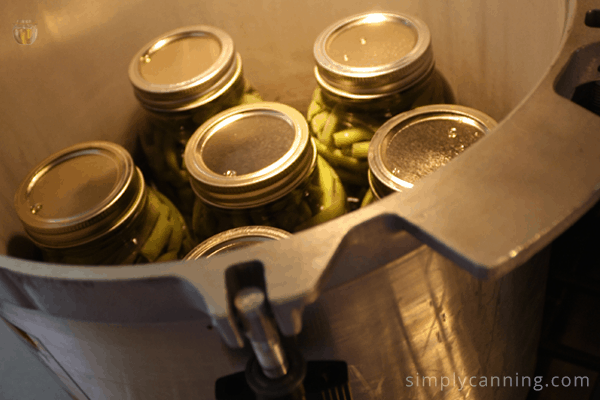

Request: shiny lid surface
left=184, top=226, right=290, bottom=259
left=368, top=105, right=497, bottom=198
left=314, top=12, right=434, bottom=98
left=139, top=36, right=222, bottom=85
left=14, top=141, right=145, bottom=248
left=128, top=25, right=240, bottom=112
left=185, top=102, right=316, bottom=209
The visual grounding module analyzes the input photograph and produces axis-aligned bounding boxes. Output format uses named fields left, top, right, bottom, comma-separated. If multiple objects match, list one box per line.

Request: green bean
left=163, top=136, right=189, bottom=183
left=155, top=251, right=178, bottom=262
left=295, top=205, right=336, bottom=230
left=331, top=148, right=367, bottom=171
left=240, top=93, right=263, bottom=105
left=361, top=189, right=375, bottom=207
left=340, top=147, right=352, bottom=157
left=314, top=133, right=369, bottom=173
left=139, top=192, right=173, bottom=262
left=136, top=190, right=165, bottom=244
left=351, top=141, right=370, bottom=159
left=317, top=141, right=367, bottom=174
left=295, top=195, right=346, bottom=231
left=319, top=108, right=339, bottom=147
left=344, top=114, right=382, bottom=134
left=311, top=88, right=325, bottom=107
left=333, top=127, right=373, bottom=148
left=313, top=139, right=339, bottom=167
left=307, top=100, right=323, bottom=121
left=310, top=111, right=328, bottom=134
left=326, top=166, right=348, bottom=218
left=167, top=210, right=183, bottom=254
left=315, top=157, right=344, bottom=210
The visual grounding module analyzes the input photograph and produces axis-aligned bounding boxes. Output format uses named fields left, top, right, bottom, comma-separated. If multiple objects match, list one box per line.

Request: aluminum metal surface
left=234, top=287, right=289, bottom=379
left=369, top=105, right=496, bottom=198
left=184, top=226, right=290, bottom=259
left=13, top=141, right=144, bottom=248
left=314, top=12, right=434, bottom=97
left=0, top=244, right=548, bottom=399
left=184, top=102, right=317, bottom=208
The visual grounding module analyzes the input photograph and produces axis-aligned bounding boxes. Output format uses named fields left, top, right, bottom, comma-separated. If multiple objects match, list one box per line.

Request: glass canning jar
left=14, top=141, right=195, bottom=265
left=307, top=12, right=455, bottom=202
left=362, top=105, right=497, bottom=206
left=184, top=226, right=290, bottom=260
left=184, top=102, right=348, bottom=242
left=128, top=25, right=262, bottom=222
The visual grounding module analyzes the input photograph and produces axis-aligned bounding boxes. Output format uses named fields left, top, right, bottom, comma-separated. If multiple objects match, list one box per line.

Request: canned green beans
left=184, top=102, right=348, bottom=242
left=362, top=105, right=497, bottom=206
left=128, top=25, right=262, bottom=223
left=308, top=12, right=455, bottom=202
left=14, top=141, right=195, bottom=265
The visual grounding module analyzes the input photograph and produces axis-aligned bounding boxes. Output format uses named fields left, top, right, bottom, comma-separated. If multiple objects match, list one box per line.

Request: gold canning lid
left=368, top=105, right=497, bottom=199
left=128, top=25, right=241, bottom=112
left=314, top=12, right=434, bottom=100
left=184, top=226, right=290, bottom=259
left=14, top=141, right=145, bottom=248
left=184, top=102, right=316, bottom=209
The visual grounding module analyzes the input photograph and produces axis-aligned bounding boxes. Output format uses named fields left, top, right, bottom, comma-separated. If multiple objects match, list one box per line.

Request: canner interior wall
left=0, top=0, right=566, bottom=254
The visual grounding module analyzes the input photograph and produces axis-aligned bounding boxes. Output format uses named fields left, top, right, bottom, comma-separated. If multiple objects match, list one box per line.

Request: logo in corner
left=13, top=20, right=37, bottom=45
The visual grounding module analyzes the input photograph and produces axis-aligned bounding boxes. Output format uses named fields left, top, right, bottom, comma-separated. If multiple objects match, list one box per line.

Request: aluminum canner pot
left=1, top=0, right=598, bottom=399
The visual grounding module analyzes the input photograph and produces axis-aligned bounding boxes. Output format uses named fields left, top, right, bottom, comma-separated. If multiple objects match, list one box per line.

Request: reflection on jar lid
left=368, top=105, right=497, bottom=199
left=128, top=25, right=241, bottom=112
left=314, top=12, right=434, bottom=98
left=326, top=17, right=417, bottom=68
left=184, top=226, right=290, bottom=259
left=139, top=35, right=222, bottom=85
left=14, top=141, right=145, bottom=248
left=202, top=112, right=295, bottom=176
left=185, top=102, right=316, bottom=209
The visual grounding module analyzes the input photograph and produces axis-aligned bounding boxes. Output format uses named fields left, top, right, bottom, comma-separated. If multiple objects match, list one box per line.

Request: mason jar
left=184, top=102, right=348, bottom=242
left=14, top=141, right=195, bottom=265
left=308, top=12, right=455, bottom=203
left=184, top=226, right=290, bottom=260
left=362, top=105, right=497, bottom=206
left=128, top=25, right=262, bottom=222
